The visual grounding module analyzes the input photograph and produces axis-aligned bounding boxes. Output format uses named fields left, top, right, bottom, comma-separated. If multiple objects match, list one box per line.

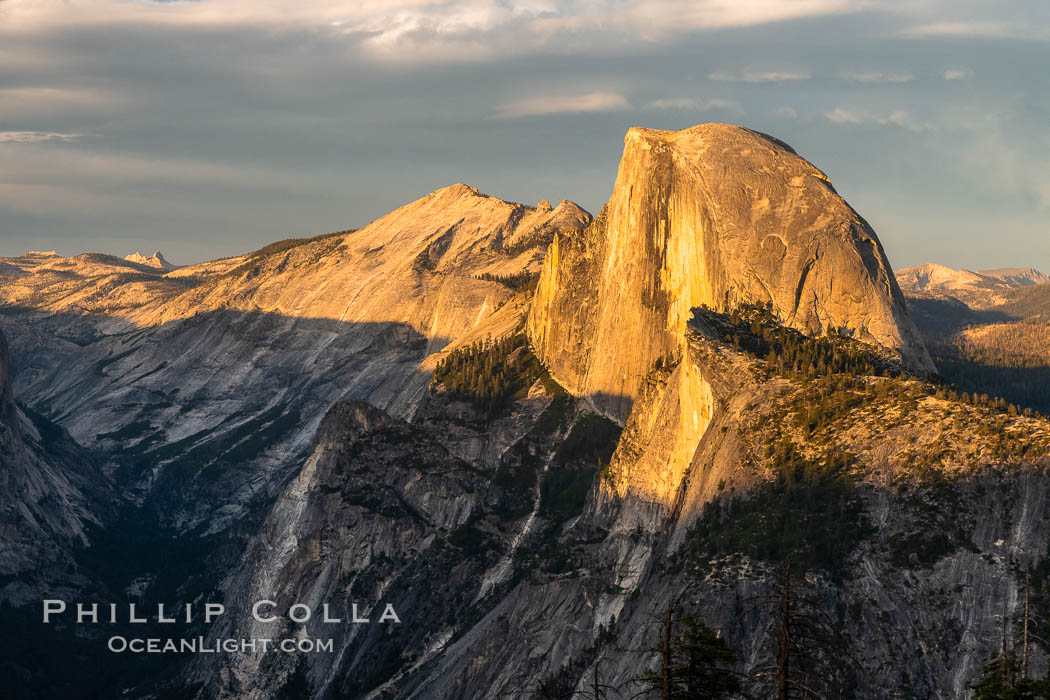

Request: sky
left=0, top=0, right=1048, bottom=272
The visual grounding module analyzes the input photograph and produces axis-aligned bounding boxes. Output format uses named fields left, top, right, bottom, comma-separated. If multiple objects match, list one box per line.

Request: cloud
left=0, top=131, right=81, bottom=143
left=0, top=0, right=864, bottom=63
left=840, top=71, right=914, bottom=83
left=825, top=107, right=928, bottom=131
left=0, top=140, right=356, bottom=221
left=343, top=1, right=560, bottom=62
left=900, top=21, right=1050, bottom=41
left=774, top=106, right=798, bottom=119
left=530, top=0, right=860, bottom=40
left=646, top=97, right=743, bottom=113
left=0, top=0, right=860, bottom=32
left=2, top=1, right=1042, bottom=69
left=0, top=87, right=122, bottom=122
left=954, top=127, right=1050, bottom=210
left=825, top=108, right=867, bottom=124
left=943, top=68, right=974, bottom=80
left=0, top=1, right=551, bottom=64
left=492, top=91, right=629, bottom=118
left=709, top=70, right=810, bottom=83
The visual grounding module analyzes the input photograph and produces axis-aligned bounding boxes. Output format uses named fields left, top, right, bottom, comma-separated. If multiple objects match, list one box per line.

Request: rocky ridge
left=0, top=185, right=590, bottom=533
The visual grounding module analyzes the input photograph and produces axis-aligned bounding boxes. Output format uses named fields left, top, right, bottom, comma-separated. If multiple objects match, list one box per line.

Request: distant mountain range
left=897, top=261, right=1049, bottom=307
left=896, top=261, right=1050, bottom=415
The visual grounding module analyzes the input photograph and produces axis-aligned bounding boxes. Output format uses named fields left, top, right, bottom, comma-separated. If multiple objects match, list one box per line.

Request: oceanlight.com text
left=107, top=636, right=336, bottom=654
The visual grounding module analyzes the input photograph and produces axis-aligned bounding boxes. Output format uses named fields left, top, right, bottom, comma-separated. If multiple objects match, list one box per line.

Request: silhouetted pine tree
left=632, top=601, right=741, bottom=699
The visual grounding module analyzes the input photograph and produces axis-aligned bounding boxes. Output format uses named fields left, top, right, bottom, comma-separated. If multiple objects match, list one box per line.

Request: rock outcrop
left=184, top=376, right=568, bottom=699
left=125, top=250, right=179, bottom=270
left=529, top=123, right=934, bottom=421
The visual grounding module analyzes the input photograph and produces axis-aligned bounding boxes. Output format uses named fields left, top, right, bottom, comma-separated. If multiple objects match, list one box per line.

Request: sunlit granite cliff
left=528, top=123, right=934, bottom=422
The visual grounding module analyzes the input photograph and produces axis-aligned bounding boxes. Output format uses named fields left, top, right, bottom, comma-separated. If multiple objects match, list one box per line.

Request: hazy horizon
left=1, top=1, right=1048, bottom=271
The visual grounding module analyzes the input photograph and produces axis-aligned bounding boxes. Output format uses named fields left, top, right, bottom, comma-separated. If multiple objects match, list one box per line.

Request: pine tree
left=749, top=560, right=856, bottom=699
left=973, top=571, right=1050, bottom=700
left=634, top=602, right=741, bottom=699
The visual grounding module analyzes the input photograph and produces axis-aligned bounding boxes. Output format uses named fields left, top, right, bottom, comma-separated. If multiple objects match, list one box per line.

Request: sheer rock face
left=528, top=123, right=934, bottom=421
left=187, top=385, right=562, bottom=699
left=0, top=327, right=112, bottom=604
left=0, top=328, right=11, bottom=419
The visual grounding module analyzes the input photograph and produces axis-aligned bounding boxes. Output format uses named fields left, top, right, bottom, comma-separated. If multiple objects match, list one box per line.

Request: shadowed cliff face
left=528, top=123, right=934, bottom=422
left=0, top=328, right=12, bottom=421
left=0, top=326, right=113, bottom=606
